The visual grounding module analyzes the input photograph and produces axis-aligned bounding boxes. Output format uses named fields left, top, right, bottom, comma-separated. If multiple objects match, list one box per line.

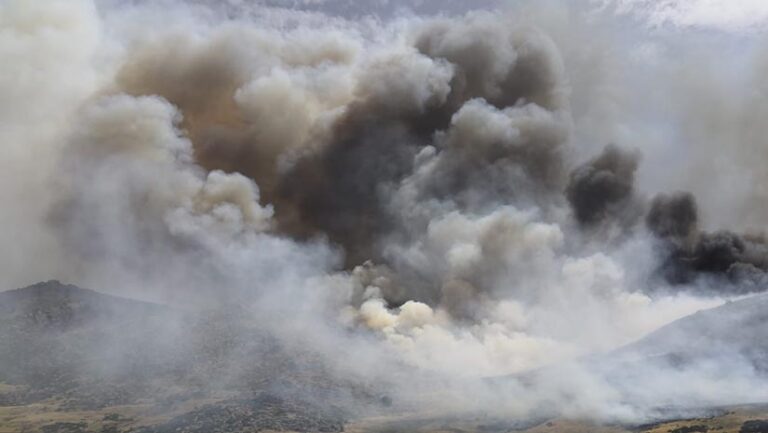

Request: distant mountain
left=486, top=292, right=768, bottom=423
left=0, top=280, right=169, bottom=330
left=0, top=281, right=192, bottom=407
left=614, top=293, right=768, bottom=371
left=581, top=293, right=768, bottom=414
left=0, top=281, right=362, bottom=432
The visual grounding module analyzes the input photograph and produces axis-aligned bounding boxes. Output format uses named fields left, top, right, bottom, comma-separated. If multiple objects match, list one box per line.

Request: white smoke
left=1, top=0, right=767, bottom=423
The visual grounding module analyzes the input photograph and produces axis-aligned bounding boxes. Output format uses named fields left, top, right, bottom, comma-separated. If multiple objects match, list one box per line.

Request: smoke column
left=3, top=0, right=768, bottom=422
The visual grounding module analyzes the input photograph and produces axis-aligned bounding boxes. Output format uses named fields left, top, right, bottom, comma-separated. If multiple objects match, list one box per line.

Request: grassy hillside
left=3, top=282, right=768, bottom=433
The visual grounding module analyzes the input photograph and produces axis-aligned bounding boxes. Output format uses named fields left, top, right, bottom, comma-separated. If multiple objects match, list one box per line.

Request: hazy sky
left=103, top=1, right=768, bottom=32
left=599, top=0, right=768, bottom=31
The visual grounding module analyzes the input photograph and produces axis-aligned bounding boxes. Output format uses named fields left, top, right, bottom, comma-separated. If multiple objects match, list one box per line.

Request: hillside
left=614, top=293, right=768, bottom=371
left=0, top=281, right=356, bottom=432
left=3, top=283, right=768, bottom=433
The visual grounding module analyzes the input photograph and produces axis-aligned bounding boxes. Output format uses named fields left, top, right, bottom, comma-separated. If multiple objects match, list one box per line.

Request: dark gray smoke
left=566, top=144, right=640, bottom=227
left=276, top=49, right=454, bottom=265
left=648, top=193, right=768, bottom=291
left=647, top=192, right=698, bottom=241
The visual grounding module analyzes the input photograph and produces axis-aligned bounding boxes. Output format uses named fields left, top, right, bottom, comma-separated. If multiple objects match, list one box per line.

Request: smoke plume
left=648, top=193, right=768, bottom=290
left=3, top=0, right=768, bottom=424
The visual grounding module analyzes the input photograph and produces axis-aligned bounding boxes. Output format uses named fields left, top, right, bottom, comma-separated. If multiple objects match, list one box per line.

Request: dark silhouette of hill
left=0, top=281, right=360, bottom=432
left=0, top=280, right=169, bottom=329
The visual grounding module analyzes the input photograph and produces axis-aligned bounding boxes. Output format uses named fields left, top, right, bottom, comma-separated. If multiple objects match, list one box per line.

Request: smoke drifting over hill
left=3, top=0, right=768, bottom=423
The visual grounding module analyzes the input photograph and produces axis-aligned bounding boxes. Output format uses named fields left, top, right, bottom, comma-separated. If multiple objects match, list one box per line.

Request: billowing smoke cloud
left=648, top=193, right=768, bottom=291
left=3, top=0, right=768, bottom=424
left=647, top=192, right=698, bottom=240
left=567, top=144, right=641, bottom=228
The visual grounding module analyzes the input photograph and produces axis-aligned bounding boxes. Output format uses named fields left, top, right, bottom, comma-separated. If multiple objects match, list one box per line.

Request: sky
left=598, top=0, right=768, bottom=32
left=104, top=0, right=768, bottom=33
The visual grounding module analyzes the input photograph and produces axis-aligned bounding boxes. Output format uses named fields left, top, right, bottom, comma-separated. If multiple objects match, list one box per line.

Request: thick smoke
left=3, top=0, right=768, bottom=424
left=648, top=193, right=768, bottom=290
left=567, top=144, right=641, bottom=228
left=647, top=192, right=698, bottom=240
